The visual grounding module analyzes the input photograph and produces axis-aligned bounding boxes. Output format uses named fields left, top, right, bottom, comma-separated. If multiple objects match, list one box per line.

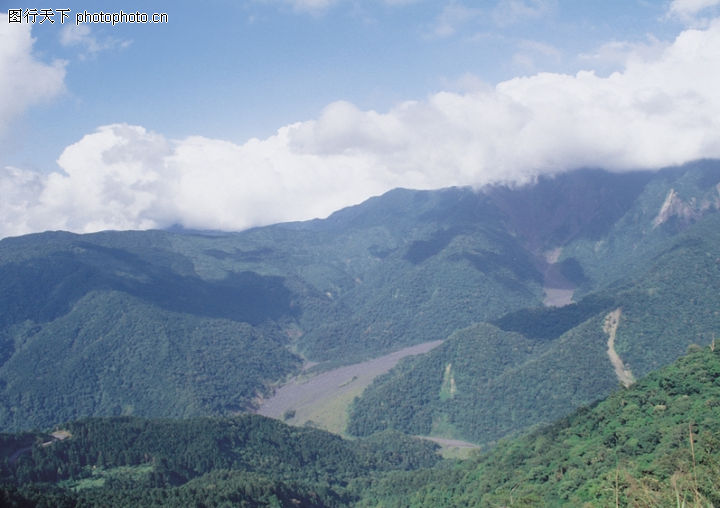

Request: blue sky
left=5, top=0, right=683, bottom=167
left=2, top=0, right=720, bottom=237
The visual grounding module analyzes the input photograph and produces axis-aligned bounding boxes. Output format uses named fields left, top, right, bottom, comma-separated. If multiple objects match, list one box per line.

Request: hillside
left=360, top=345, right=720, bottom=506
left=348, top=165, right=720, bottom=445
left=0, top=188, right=544, bottom=430
left=0, top=414, right=440, bottom=506
left=0, top=161, right=719, bottom=436
left=2, top=347, right=719, bottom=506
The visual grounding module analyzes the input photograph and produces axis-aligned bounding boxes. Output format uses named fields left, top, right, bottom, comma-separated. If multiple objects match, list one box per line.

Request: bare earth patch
left=418, top=436, right=481, bottom=459
left=256, top=340, right=443, bottom=434
left=541, top=247, right=575, bottom=307
left=604, top=308, right=635, bottom=387
left=543, top=287, right=574, bottom=307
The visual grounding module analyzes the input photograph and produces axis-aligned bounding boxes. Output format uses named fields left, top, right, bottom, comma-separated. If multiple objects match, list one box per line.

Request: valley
left=256, top=339, right=444, bottom=434
left=4, top=0, right=720, bottom=503
left=3, top=345, right=718, bottom=506
left=1, top=161, right=720, bottom=505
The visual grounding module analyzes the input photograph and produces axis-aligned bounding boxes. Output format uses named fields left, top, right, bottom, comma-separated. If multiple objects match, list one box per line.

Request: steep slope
left=197, top=186, right=545, bottom=361
left=561, top=159, right=720, bottom=294
left=3, top=347, right=719, bottom=507
left=1, top=161, right=719, bottom=434
left=0, top=188, right=544, bottom=430
left=485, top=167, right=655, bottom=252
left=361, top=346, right=720, bottom=506
left=347, top=323, right=543, bottom=440
left=349, top=209, right=720, bottom=445
left=0, top=232, right=305, bottom=430
left=0, top=291, right=300, bottom=430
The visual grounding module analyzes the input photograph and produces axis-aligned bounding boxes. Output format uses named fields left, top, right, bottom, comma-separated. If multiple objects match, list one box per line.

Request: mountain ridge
left=0, top=160, right=719, bottom=438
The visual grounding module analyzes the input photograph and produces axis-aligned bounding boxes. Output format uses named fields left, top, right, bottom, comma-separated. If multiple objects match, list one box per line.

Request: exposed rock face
left=653, top=189, right=697, bottom=227
left=653, top=185, right=720, bottom=228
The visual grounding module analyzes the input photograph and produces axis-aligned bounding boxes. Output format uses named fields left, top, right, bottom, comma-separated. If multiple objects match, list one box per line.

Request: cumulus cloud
left=0, top=123, right=395, bottom=236
left=3, top=17, right=720, bottom=238
left=579, top=36, right=669, bottom=75
left=0, top=13, right=66, bottom=136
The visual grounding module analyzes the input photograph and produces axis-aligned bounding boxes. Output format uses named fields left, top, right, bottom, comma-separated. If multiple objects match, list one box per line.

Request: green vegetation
left=360, top=346, right=720, bottom=506
left=0, top=290, right=300, bottom=430
left=608, top=213, right=720, bottom=377
left=347, top=323, right=541, bottom=441
left=348, top=195, right=720, bottom=445
left=0, top=183, right=549, bottom=431
left=3, top=347, right=719, bottom=506
left=1, top=162, right=720, bottom=508
left=562, top=160, right=720, bottom=296
left=492, top=294, right=615, bottom=340
left=0, top=415, right=441, bottom=507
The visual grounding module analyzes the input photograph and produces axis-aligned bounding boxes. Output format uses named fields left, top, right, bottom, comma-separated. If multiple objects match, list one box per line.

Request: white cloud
left=668, top=0, right=720, bottom=21
left=431, top=3, right=483, bottom=38
left=579, top=36, right=669, bottom=74
left=0, top=13, right=66, bottom=136
left=511, top=40, right=562, bottom=73
left=0, top=166, right=47, bottom=238
left=3, top=18, right=720, bottom=238
left=59, top=24, right=132, bottom=58
left=0, top=123, right=395, bottom=236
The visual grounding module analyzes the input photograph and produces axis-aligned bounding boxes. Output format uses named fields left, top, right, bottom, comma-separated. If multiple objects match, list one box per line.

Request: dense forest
left=0, top=414, right=440, bottom=506
left=1, top=162, right=720, bottom=505
left=2, top=346, right=719, bottom=506
left=348, top=210, right=720, bottom=445
left=360, top=346, right=720, bottom=506
left=2, top=163, right=719, bottom=434
left=0, top=184, right=550, bottom=430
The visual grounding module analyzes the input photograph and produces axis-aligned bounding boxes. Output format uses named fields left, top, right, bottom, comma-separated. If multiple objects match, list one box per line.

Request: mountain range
left=0, top=159, right=719, bottom=447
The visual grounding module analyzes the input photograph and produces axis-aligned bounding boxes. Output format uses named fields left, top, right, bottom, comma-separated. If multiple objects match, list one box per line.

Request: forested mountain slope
left=0, top=160, right=718, bottom=434
left=0, top=187, right=545, bottom=430
left=349, top=208, right=720, bottom=444
left=2, top=347, right=718, bottom=507
left=0, top=414, right=440, bottom=506
left=360, top=346, right=720, bottom=507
